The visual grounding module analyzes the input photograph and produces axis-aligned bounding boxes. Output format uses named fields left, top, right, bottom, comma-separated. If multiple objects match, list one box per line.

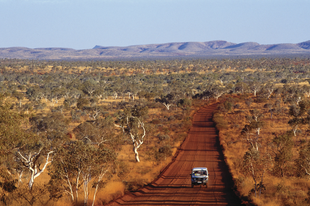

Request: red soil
left=108, top=103, right=242, bottom=205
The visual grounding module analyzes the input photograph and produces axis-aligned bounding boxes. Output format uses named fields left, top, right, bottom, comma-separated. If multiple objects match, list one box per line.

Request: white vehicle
left=190, top=167, right=209, bottom=187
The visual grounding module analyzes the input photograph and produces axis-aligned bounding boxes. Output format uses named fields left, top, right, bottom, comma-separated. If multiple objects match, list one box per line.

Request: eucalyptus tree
left=12, top=90, right=24, bottom=108
left=212, top=85, right=227, bottom=101
left=249, top=80, right=261, bottom=97
left=25, top=86, right=44, bottom=102
left=49, top=141, right=115, bottom=206
left=242, top=147, right=271, bottom=198
left=288, top=100, right=310, bottom=136
left=302, top=85, right=310, bottom=98
left=295, top=141, right=310, bottom=177
left=235, top=81, right=248, bottom=94
left=114, top=105, right=148, bottom=162
left=271, top=132, right=293, bottom=177
left=0, top=97, right=28, bottom=200
left=82, top=80, right=99, bottom=97
left=16, top=112, right=69, bottom=190
left=155, top=93, right=178, bottom=110
left=263, top=82, right=275, bottom=99
left=74, top=116, right=115, bottom=146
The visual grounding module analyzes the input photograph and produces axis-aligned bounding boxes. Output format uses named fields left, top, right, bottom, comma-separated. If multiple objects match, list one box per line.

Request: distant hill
left=1, top=40, right=310, bottom=60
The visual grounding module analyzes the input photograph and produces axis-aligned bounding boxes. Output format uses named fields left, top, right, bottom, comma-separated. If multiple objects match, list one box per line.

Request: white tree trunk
left=293, top=125, right=298, bottom=136
left=214, top=92, right=224, bottom=101
left=76, top=169, right=81, bottom=203
left=256, top=127, right=261, bottom=135
left=250, top=162, right=257, bottom=197
left=65, top=172, right=74, bottom=202
left=83, top=170, right=91, bottom=206
left=163, top=103, right=172, bottom=110
left=115, top=116, right=146, bottom=163
left=92, top=168, right=109, bottom=206
left=18, top=170, right=23, bottom=186
left=18, top=150, right=53, bottom=190
left=134, top=147, right=140, bottom=162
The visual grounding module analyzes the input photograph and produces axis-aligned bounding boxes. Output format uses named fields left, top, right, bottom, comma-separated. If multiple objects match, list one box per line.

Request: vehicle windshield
left=192, top=170, right=207, bottom=175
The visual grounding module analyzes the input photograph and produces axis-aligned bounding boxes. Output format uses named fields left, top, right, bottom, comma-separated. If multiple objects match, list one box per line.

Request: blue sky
left=0, top=0, right=309, bottom=49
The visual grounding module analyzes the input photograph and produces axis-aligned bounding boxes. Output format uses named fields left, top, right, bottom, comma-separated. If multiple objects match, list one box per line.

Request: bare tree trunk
left=250, top=162, right=257, bottom=197
left=76, top=169, right=81, bottom=204
left=259, top=169, right=265, bottom=197
left=18, top=150, right=53, bottom=190
left=83, top=172, right=91, bottom=206
left=92, top=168, right=109, bottom=206
left=134, top=147, right=140, bottom=162
left=65, top=173, right=75, bottom=201
left=18, top=170, right=23, bottom=186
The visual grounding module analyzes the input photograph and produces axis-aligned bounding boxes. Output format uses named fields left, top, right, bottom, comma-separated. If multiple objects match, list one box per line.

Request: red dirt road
left=109, top=103, right=242, bottom=205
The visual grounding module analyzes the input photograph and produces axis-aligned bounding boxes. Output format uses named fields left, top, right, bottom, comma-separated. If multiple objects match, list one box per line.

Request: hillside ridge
left=1, top=40, right=310, bottom=60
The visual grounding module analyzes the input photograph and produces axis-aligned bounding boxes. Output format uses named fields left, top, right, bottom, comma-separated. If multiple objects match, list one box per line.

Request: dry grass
left=6, top=92, right=196, bottom=206
left=216, top=95, right=310, bottom=206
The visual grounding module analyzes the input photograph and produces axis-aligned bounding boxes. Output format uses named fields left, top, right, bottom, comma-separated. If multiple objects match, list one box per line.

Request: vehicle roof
left=192, top=167, right=208, bottom=170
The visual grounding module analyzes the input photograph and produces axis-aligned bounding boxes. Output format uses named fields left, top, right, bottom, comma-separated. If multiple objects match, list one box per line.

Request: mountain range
left=1, top=40, right=310, bottom=60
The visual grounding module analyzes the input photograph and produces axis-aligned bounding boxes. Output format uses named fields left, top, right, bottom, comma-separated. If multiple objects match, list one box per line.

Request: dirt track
left=109, top=103, right=242, bottom=205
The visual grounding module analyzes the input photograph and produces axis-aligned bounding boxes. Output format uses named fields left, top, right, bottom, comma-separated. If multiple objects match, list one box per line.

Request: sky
left=0, top=0, right=309, bottom=50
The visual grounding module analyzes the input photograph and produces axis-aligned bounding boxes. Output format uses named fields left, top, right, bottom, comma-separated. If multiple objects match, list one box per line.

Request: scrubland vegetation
left=1, top=57, right=310, bottom=205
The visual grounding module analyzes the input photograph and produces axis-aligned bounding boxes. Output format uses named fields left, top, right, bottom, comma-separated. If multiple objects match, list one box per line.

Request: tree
left=12, top=90, right=24, bottom=108
left=241, top=124, right=260, bottom=151
left=242, top=148, right=270, bottom=198
left=302, top=85, right=310, bottom=97
left=212, top=86, right=226, bottom=101
left=15, top=112, right=69, bottom=190
left=249, top=81, right=261, bottom=97
left=16, top=144, right=54, bottom=190
left=25, top=87, right=43, bottom=102
left=272, top=132, right=293, bottom=177
left=115, top=105, right=148, bottom=162
left=288, top=101, right=309, bottom=136
left=82, top=80, right=98, bottom=97
left=77, top=96, right=90, bottom=110
left=264, top=83, right=274, bottom=99
left=235, top=81, right=248, bottom=94
left=48, top=141, right=115, bottom=206
left=295, top=142, right=310, bottom=177
left=155, top=93, right=177, bottom=110
left=244, top=109, right=264, bottom=138
left=74, top=116, right=115, bottom=146
left=0, top=98, right=27, bottom=203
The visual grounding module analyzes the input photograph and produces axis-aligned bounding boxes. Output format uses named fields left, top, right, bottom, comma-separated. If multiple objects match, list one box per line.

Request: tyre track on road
left=108, top=103, right=242, bottom=206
